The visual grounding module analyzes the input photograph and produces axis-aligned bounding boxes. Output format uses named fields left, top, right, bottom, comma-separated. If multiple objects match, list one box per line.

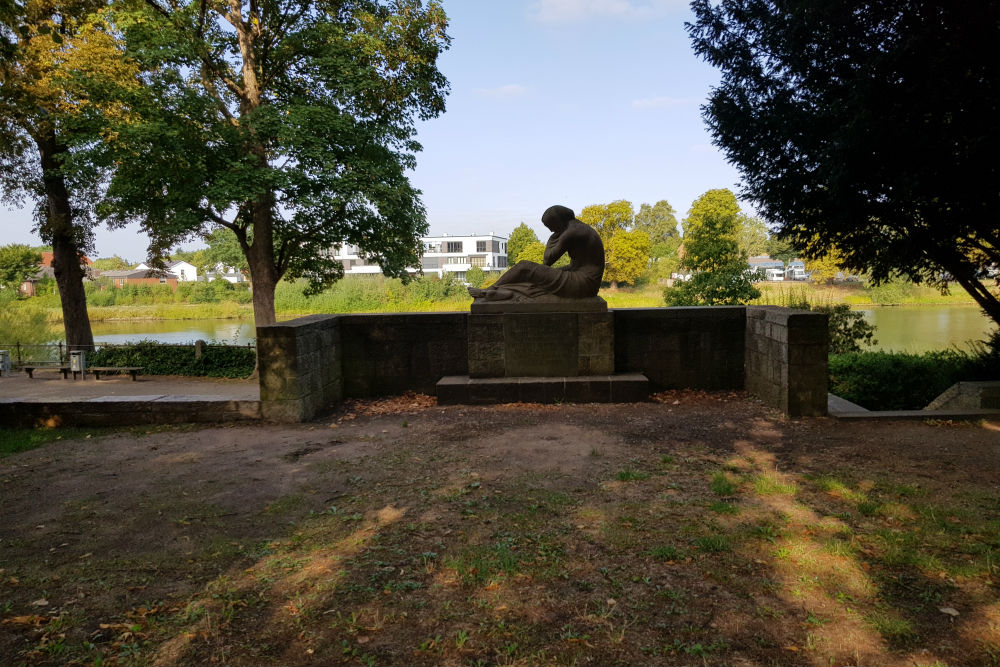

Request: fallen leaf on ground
left=1, top=615, right=49, bottom=626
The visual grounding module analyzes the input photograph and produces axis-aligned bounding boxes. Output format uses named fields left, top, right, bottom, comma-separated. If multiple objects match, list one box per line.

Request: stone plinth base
left=469, top=299, right=613, bottom=378
left=436, top=373, right=649, bottom=405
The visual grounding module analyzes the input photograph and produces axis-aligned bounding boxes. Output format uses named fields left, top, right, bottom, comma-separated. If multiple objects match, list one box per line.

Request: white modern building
left=332, top=233, right=509, bottom=282
left=134, top=260, right=199, bottom=282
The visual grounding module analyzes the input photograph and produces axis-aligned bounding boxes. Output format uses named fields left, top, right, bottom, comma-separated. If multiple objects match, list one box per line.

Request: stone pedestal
left=468, top=296, right=613, bottom=378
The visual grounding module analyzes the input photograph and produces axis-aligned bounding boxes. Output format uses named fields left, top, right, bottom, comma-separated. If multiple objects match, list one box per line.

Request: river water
left=89, top=306, right=996, bottom=353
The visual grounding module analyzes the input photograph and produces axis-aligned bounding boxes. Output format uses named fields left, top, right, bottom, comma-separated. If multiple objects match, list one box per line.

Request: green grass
left=865, top=611, right=918, bottom=647
left=616, top=469, right=651, bottom=482
left=710, top=471, right=739, bottom=495
left=0, top=427, right=103, bottom=458
left=751, top=472, right=797, bottom=496
left=710, top=500, right=740, bottom=514
left=649, top=545, right=685, bottom=561
left=693, top=535, right=732, bottom=553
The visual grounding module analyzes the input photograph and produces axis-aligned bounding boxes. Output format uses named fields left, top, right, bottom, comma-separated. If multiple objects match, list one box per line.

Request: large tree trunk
left=246, top=192, right=279, bottom=327
left=36, top=131, right=94, bottom=351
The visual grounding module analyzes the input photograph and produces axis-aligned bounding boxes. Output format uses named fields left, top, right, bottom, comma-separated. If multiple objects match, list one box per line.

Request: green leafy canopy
left=93, top=0, right=451, bottom=324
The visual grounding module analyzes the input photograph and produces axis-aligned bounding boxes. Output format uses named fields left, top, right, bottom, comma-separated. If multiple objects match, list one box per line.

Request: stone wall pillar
left=745, top=306, right=828, bottom=417
left=257, top=315, right=342, bottom=422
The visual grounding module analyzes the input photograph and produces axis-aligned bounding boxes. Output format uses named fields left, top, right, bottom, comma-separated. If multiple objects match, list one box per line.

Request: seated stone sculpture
left=468, top=205, right=605, bottom=301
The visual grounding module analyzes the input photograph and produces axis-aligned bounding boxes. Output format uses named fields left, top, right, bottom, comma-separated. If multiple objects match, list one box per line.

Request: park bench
left=89, top=366, right=143, bottom=381
left=18, top=363, right=74, bottom=379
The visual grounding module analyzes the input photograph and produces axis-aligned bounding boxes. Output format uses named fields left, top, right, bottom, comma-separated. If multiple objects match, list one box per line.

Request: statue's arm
left=543, top=232, right=567, bottom=266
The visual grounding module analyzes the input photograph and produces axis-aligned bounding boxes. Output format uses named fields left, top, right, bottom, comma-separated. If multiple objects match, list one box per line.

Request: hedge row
left=87, top=341, right=255, bottom=378
left=828, top=343, right=1000, bottom=410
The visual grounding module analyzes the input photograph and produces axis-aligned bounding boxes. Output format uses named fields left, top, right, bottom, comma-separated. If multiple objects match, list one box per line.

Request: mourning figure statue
left=467, top=205, right=605, bottom=301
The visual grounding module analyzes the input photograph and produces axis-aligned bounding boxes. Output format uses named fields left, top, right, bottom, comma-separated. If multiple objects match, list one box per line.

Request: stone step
left=437, top=373, right=650, bottom=405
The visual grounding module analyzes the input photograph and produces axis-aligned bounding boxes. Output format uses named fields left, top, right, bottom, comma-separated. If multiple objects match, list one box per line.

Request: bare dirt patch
left=1, top=391, right=999, bottom=666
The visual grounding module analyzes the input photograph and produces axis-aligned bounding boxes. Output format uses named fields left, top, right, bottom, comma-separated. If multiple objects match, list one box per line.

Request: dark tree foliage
left=687, top=0, right=1000, bottom=325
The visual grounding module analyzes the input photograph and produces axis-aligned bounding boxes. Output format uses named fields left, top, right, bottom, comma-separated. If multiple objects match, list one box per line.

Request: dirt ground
left=1, top=391, right=999, bottom=666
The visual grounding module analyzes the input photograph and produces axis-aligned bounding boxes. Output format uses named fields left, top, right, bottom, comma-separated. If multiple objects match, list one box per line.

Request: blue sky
left=0, top=0, right=743, bottom=261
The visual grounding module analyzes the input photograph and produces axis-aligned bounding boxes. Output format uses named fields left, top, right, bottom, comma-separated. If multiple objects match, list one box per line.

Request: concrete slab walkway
left=0, top=374, right=260, bottom=427
left=0, top=373, right=258, bottom=401
left=827, top=392, right=1000, bottom=421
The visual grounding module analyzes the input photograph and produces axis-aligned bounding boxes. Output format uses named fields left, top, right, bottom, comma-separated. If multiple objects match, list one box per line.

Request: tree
left=766, top=237, right=796, bottom=264
left=634, top=200, right=681, bottom=283
left=465, top=265, right=485, bottom=288
left=688, top=0, right=1000, bottom=325
left=736, top=214, right=769, bottom=258
left=578, top=200, right=633, bottom=246
left=202, top=228, right=248, bottom=278
left=633, top=200, right=679, bottom=246
left=92, top=255, right=132, bottom=271
left=808, top=245, right=845, bottom=285
left=665, top=189, right=760, bottom=305
left=0, top=0, right=125, bottom=348
left=517, top=241, right=569, bottom=267
left=97, top=0, right=451, bottom=326
left=506, top=222, right=539, bottom=266
left=0, top=243, right=42, bottom=292
left=604, top=229, right=651, bottom=288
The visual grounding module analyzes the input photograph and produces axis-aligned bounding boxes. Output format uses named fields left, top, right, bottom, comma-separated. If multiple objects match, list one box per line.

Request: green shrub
left=827, top=348, right=997, bottom=410
left=88, top=340, right=255, bottom=378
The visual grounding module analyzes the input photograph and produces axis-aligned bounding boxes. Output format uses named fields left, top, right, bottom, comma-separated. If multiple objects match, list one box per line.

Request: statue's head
left=541, top=205, right=574, bottom=233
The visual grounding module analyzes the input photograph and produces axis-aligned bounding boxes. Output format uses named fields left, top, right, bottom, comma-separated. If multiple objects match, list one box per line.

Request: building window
left=476, top=241, right=487, bottom=252
left=497, top=256, right=507, bottom=268
left=469, top=256, right=487, bottom=267
left=159, top=277, right=166, bottom=283
left=446, top=256, right=467, bottom=264
left=446, top=241, right=463, bottom=253
left=421, top=257, right=439, bottom=269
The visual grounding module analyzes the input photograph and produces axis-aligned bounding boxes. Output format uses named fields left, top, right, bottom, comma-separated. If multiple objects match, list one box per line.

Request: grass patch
left=0, top=427, right=109, bottom=458
left=710, top=500, right=740, bottom=515
left=649, top=545, right=685, bottom=561
left=710, top=471, right=739, bottom=496
left=866, top=611, right=918, bottom=647
left=751, top=472, right=797, bottom=496
left=616, top=469, right=650, bottom=482
left=693, top=534, right=732, bottom=553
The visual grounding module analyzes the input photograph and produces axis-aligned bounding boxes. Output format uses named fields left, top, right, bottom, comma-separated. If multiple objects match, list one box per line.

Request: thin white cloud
left=529, top=0, right=682, bottom=22
left=631, top=96, right=699, bottom=110
left=474, top=84, right=528, bottom=98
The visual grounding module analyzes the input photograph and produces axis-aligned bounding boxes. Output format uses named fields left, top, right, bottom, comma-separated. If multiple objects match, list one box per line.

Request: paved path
left=0, top=373, right=259, bottom=402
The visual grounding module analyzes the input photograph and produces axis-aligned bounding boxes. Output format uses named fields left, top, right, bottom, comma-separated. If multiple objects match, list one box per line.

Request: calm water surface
left=860, top=306, right=993, bottom=353
left=91, top=318, right=257, bottom=345
left=89, top=307, right=996, bottom=353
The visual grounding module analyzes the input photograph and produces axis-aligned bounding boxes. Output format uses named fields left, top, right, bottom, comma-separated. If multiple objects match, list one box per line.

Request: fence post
left=16, top=342, right=21, bottom=364
left=58, top=341, right=64, bottom=363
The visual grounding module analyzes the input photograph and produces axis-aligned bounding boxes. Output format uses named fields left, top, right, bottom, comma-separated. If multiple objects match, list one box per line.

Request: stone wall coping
left=471, top=296, right=608, bottom=314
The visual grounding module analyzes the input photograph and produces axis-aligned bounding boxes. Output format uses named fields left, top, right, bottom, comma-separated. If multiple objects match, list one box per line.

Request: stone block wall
left=257, top=314, right=342, bottom=421
left=469, top=311, right=614, bottom=377
left=613, top=307, right=747, bottom=390
left=338, top=312, right=468, bottom=397
left=745, top=306, right=829, bottom=417
left=258, top=306, right=829, bottom=421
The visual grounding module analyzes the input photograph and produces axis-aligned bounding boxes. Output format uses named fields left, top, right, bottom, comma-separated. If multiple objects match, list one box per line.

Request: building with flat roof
left=332, top=233, right=509, bottom=282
